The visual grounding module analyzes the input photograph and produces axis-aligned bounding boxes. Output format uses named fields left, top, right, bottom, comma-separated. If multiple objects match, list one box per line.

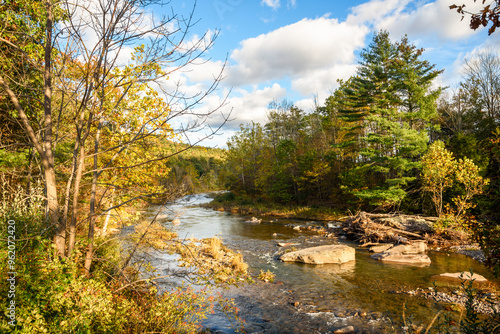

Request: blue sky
left=159, top=0, right=500, bottom=147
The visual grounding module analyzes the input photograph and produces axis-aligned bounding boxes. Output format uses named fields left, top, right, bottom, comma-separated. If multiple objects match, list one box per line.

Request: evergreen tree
left=339, top=31, right=442, bottom=208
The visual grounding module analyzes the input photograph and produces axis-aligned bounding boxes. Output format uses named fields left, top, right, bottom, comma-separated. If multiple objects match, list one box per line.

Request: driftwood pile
left=341, top=212, right=439, bottom=244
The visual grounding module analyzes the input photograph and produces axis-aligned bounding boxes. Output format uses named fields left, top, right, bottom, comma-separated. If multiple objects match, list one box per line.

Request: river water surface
left=143, top=193, right=497, bottom=333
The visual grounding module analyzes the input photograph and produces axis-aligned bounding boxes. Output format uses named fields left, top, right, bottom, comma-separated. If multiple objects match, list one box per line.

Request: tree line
left=223, top=31, right=499, bottom=227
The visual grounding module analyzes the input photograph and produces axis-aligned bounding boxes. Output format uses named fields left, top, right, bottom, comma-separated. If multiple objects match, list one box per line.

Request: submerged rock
left=280, top=244, right=355, bottom=264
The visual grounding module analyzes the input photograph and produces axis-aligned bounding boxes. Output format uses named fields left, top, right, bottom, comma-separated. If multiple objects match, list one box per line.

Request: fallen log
left=341, top=211, right=431, bottom=244
left=360, top=242, right=380, bottom=248
left=362, top=212, right=439, bottom=222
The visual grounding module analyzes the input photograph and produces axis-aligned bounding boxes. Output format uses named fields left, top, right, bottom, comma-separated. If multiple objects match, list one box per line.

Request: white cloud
left=440, top=32, right=500, bottom=88
left=182, top=60, right=227, bottom=83
left=294, top=97, right=317, bottom=112
left=261, top=0, right=281, bottom=10
left=206, top=84, right=287, bottom=130
left=347, top=0, right=411, bottom=25
left=377, top=0, right=486, bottom=41
left=227, top=17, right=368, bottom=86
left=179, top=29, right=217, bottom=53
left=291, top=63, right=358, bottom=100
left=176, top=84, right=287, bottom=148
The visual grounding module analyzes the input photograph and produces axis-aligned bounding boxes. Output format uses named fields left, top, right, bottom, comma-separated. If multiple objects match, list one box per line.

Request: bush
left=0, top=188, right=243, bottom=333
left=214, top=191, right=236, bottom=203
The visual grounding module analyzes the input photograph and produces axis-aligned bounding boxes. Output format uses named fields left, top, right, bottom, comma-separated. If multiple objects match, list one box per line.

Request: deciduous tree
left=0, top=0, right=229, bottom=268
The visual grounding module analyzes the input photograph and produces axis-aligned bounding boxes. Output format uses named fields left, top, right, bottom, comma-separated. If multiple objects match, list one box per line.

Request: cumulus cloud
left=174, top=84, right=287, bottom=148
left=377, top=0, right=485, bottom=41
left=206, top=84, right=287, bottom=130
left=347, top=0, right=411, bottom=25
left=227, top=17, right=368, bottom=86
left=180, top=59, right=227, bottom=84
left=291, top=63, right=358, bottom=99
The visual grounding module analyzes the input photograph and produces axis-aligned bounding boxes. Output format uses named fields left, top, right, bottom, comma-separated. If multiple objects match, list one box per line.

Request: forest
left=221, top=31, right=500, bottom=272
left=1, top=0, right=500, bottom=332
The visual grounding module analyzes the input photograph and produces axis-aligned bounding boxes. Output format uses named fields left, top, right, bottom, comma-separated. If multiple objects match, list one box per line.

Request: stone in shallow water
left=279, top=245, right=355, bottom=264
left=439, top=272, right=488, bottom=282
left=388, top=241, right=427, bottom=254
left=371, top=252, right=431, bottom=265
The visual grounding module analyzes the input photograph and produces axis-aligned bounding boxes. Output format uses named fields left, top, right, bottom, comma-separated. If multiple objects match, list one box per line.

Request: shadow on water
left=144, top=193, right=498, bottom=333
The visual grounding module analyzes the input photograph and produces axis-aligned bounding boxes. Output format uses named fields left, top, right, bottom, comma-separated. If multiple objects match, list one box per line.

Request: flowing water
left=143, top=193, right=497, bottom=333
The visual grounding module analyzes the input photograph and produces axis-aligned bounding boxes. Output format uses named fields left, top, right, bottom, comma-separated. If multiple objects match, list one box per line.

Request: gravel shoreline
left=401, top=287, right=500, bottom=315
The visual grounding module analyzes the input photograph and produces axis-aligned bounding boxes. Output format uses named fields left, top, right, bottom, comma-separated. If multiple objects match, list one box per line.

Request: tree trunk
left=0, top=76, right=61, bottom=252
left=84, top=120, right=103, bottom=275
left=62, top=141, right=79, bottom=241
left=25, top=148, right=34, bottom=208
left=43, top=0, right=65, bottom=256
left=68, top=145, right=85, bottom=257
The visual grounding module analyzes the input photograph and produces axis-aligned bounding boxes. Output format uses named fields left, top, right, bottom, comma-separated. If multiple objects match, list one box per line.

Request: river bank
left=144, top=193, right=500, bottom=333
left=203, top=192, right=488, bottom=262
left=202, top=192, right=342, bottom=221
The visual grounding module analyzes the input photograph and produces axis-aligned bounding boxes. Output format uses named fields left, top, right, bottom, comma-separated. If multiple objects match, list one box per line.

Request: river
left=142, top=193, right=497, bottom=333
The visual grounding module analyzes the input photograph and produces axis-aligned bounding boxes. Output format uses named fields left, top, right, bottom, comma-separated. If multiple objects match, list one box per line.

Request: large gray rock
left=388, top=241, right=427, bottom=254
left=371, top=252, right=431, bottom=265
left=280, top=245, right=355, bottom=264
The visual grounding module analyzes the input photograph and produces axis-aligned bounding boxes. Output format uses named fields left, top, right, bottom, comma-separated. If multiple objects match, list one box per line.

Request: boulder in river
left=387, top=241, right=427, bottom=254
left=246, top=217, right=262, bottom=223
left=430, top=272, right=490, bottom=288
left=439, top=272, right=488, bottom=282
left=280, top=244, right=355, bottom=264
left=277, top=242, right=300, bottom=247
left=172, top=218, right=181, bottom=225
left=371, top=252, right=431, bottom=265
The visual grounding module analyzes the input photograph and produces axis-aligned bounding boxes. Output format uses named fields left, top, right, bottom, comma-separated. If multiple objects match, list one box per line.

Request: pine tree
left=339, top=31, right=442, bottom=208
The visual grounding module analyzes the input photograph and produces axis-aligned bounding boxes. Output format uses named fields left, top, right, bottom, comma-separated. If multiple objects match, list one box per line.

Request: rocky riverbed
left=399, top=287, right=500, bottom=315
left=149, top=195, right=500, bottom=333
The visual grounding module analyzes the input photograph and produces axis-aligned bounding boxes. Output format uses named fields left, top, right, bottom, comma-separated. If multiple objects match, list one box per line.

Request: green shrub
left=0, top=189, right=242, bottom=333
